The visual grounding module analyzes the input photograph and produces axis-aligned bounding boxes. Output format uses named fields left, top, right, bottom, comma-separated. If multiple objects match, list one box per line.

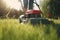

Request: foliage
left=41, top=0, right=60, bottom=18
left=40, top=0, right=50, bottom=17
left=48, top=0, right=60, bottom=18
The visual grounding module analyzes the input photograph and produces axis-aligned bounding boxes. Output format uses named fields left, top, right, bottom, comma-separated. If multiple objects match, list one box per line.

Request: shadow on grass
left=52, top=23, right=60, bottom=38
left=44, top=21, right=60, bottom=38
left=31, top=19, right=60, bottom=38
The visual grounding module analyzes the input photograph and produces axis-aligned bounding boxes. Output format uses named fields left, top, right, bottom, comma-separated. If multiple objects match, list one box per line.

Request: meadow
left=0, top=19, right=60, bottom=40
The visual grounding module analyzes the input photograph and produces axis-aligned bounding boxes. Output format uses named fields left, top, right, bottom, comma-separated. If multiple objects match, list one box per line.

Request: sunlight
left=33, top=0, right=40, bottom=10
left=3, top=0, right=42, bottom=10
left=3, top=0, right=22, bottom=10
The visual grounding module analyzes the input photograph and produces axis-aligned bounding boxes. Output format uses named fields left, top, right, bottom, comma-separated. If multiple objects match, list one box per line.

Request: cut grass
left=0, top=19, right=60, bottom=40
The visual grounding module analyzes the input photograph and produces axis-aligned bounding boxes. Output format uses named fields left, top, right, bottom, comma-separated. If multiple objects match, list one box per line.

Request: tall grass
left=0, top=19, right=59, bottom=40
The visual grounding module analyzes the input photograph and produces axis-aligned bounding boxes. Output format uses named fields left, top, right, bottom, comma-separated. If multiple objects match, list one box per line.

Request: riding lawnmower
left=19, top=0, right=53, bottom=25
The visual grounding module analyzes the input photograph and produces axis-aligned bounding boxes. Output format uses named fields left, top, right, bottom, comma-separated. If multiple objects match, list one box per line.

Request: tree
left=48, top=0, right=60, bottom=18
left=40, top=0, right=50, bottom=17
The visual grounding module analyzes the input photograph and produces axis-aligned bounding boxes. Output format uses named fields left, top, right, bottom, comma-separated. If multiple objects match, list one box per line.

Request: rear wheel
left=19, top=18, right=22, bottom=23
left=19, top=15, right=24, bottom=23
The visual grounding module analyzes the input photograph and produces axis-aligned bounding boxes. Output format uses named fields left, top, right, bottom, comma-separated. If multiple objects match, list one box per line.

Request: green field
left=0, top=19, right=60, bottom=40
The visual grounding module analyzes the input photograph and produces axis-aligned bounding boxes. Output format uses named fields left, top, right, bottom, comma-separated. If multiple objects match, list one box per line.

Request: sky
left=3, top=0, right=21, bottom=10
left=3, top=0, right=41, bottom=10
left=33, top=0, right=40, bottom=10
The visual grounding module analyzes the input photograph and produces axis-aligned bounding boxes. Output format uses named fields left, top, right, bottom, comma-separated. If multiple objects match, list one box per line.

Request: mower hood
left=26, top=10, right=42, bottom=14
